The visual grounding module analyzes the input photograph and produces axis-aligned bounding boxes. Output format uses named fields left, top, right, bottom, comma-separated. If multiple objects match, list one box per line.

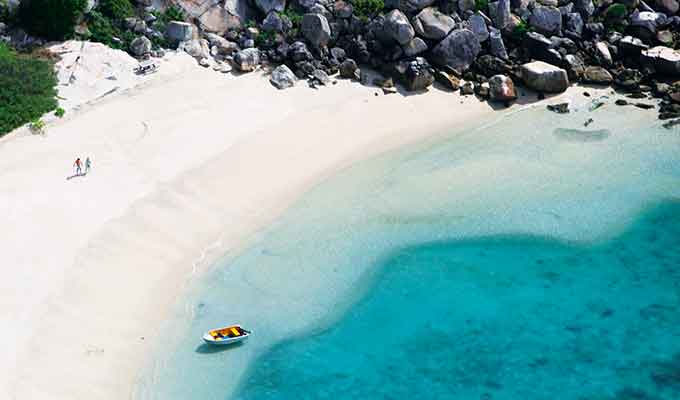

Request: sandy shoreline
left=0, top=45, right=568, bottom=399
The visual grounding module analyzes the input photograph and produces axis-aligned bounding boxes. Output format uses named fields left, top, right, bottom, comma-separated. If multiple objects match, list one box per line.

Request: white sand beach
left=0, top=42, right=551, bottom=399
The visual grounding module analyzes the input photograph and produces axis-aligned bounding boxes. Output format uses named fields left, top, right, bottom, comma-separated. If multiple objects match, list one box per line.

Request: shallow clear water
left=234, top=202, right=680, bottom=400
left=137, top=99, right=680, bottom=400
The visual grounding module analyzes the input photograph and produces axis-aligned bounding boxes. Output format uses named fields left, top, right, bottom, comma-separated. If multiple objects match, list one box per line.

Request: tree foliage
left=0, top=43, right=58, bottom=136
left=98, top=0, right=134, bottom=21
left=18, top=0, right=87, bottom=40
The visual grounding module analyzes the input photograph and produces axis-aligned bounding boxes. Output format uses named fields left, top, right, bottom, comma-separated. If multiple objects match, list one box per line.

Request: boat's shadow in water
left=195, top=342, right=245, bottom=354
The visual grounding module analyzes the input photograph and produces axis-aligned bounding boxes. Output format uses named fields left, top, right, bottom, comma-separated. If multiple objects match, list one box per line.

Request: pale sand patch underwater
left=0, top=47, right=552, bottom=399
left=136, top=96, right=680, bottom=399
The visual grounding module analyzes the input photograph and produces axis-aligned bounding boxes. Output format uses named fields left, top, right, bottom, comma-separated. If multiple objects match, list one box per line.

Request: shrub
left=98, top=0, right=134, bottom=21
left=475, top=0, right=489, bottom=12
left=55, top=107, right=65, bottom=118
left=281, top=8, right=303, bottom=28
left=352, top=0, right=384, bottom=18
left=512, top=20, right=530, bottom=40
left=29, top=118, right=45, bottom=134
left=604, top=3, right=627, bottom=20
left=17, top=0, right=87, bottom=40
left=86, top=10, right=135, bottom=50
left=0, top=43, right=58, bottom=136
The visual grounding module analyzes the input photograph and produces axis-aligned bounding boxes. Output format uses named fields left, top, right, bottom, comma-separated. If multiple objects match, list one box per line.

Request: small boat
left=203, top=325, right=251, bottom=345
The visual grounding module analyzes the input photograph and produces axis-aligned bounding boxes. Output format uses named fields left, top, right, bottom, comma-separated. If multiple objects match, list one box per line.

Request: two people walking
left=73, top=157, right=92, bottom=176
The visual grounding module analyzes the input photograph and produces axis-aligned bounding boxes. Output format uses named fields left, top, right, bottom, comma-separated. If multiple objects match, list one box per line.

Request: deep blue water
left=234, top=201, right=680, bottom=400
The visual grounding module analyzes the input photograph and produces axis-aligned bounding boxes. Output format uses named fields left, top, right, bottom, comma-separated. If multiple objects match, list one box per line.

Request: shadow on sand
left=66, top=172, right=87, bottom=180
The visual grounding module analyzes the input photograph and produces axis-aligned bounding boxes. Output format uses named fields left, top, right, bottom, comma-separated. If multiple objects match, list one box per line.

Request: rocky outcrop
left=430, top=29, right=481, bottom=73
left=391, top=57, right=434, bottom=91
left=529, top=6, right=562, bottom=36
left=520, top=61, right=569, bottom=93
left=270, top=65, right=297, bottom=89
left=583, top=66, right=613, bottom=84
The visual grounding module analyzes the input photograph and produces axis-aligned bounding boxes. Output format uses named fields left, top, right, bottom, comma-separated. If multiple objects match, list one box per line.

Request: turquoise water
left=137, top=100, right=680, bottom=400
left=234, top=202, right=680, bottom=400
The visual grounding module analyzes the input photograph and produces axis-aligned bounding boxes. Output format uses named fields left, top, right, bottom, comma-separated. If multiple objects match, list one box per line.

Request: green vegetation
left=512, top=20, right=530, bottom=40
left=0, top=43, right=58, bottom=136
left=475, top=0, right=489, bottom=12
left=351, top=0, right=384, bottom=19
left=86, top=10, right=135, bottom=50
left=149, top=5, right=185, bottom=48
left=29, top=118, right=45, bottom=134
left=281, top=8, right=303, bottom=28
left=55, top=107, right=65, bottom=118
left=17, top=0, right=87, bottom=40
left=255, top=29, right=276, bottom=47
left=604, top=3, right=627, bottom=20
left=98, top=0, right=134, bottom=21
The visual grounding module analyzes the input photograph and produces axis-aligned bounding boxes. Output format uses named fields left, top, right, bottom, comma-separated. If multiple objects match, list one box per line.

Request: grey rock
left=254, top=0, right=286, bottom=14
left=469, top=13, right=489, bottom=42
left=334, top=0, right=354, bottom=18
left=488, top=74, right=517, bottom=101
left=630, top=11, right=663, bottom=36
left=339, top=58, right=359, bottom=78
left=618, top=35, right=649, bottom=56
left=302, top=13, right=332, bottom=48
left=547, top=102, right=570, bottom=113
left=180, top=39, right=210, bottom=59
left=489, top=0, right=511, bottom=30
left=330, top=47, right=346, bottom=61
left=595, top=41, right=613, bottom=66
left=656, top=0, right=679, bottom=14
left=489, top=28, right=508, bottom=60
left=392, top=57, right=434, bottom=91
left=565, top=13, right=583, bottom=37
left=529, top=6, right=562, bottom=36
left=640, top=46, right=680, bottom=76
left=564, top=54, right=585, bottom=80
left=412, top=7, right=456, bottom=41
left=583, top=66, right=613, bottom=84
left=130, top=36, right=152, bottom=56
left=204, top=33, right=239, bottom=56
left=289, top=41, right=314, bottom=62
left=233, top=48, right=260, bottom=72
left=460, top=81, right=474, bottom=95
left=383, top=9, right=415, bottom=45
left=430, top=29, right=482, bottom=73
left=458, top=0, right=476, bottom=13
left=574, top=0, right=595, bottom=17
left=312, top=69, right=331, bottom=85
left=520, top=60, right=569, bottom=93
left=402, top=37, right=428, bottom=56
left=262, top=12, right=286, bottom=32
left=166, top=21, right=193, bottom=45
left=385, top=0, right=436, bottom=13
left=270, top=65, right=297, bottom=89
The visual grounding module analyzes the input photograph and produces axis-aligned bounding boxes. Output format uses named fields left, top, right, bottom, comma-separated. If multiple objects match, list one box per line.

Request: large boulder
left=166, top=21, right=193, bottom=44
left=130, top=36, right=151, bottom=57
left=289, top=41, right=313, bottom=61
left=520, top=61, right=569, bottom=93
left=301, top=13, right=331, bottom=48
left=656, top=0, right=679, bottom=14
left=574, top=0, right=595, bottom=17
left=270, top=65, right=297, bottom=89
left=204, top=32, right=239, bottom=56
left=565, top=13, right=584, bottom=38
left=430, top=29, right=481, bottom=73
left=180, top=39, right=210, bottom=59
left=412, top=7, right=455, bottom=41
left=254, top=0, right=286, bottom=13
left=529, top=6, right=562, bottom=36
left=383, top=9, right=415, bottom=45
left=640, top=46, right=680, bottom=76
left=488, top=74, right=517, bottom=101
left=339, top=58, right=359, bottom=79
left=233, top=48, right=260, bottom=72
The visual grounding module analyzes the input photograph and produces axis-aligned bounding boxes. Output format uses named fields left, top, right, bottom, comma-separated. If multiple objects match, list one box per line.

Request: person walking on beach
left=74, top=158, right=82, bottom=175
left=85, top=157, right=92, bottom=174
